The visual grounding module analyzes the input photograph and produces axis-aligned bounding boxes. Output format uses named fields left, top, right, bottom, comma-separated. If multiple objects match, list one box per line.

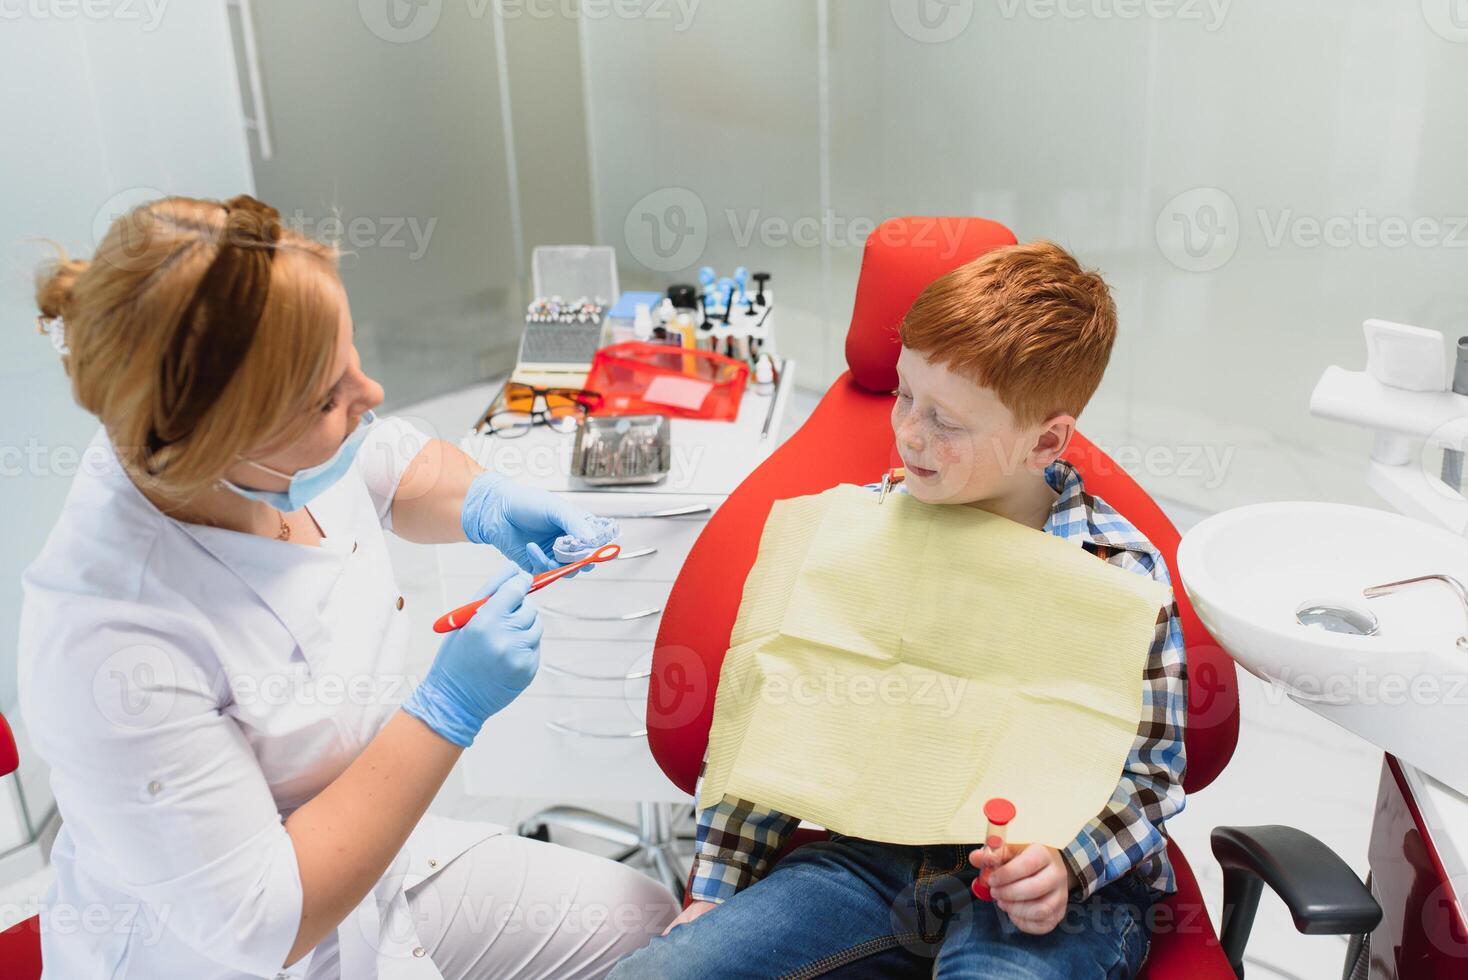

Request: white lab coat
left=18, top=417, right=501, bottom=980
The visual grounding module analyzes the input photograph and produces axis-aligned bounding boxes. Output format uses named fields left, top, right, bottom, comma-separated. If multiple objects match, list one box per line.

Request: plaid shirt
left=689, top=458, right=1188, bottom=904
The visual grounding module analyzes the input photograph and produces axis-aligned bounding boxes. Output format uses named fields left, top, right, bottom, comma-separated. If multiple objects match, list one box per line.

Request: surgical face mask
left=221, top=409, right=376, bottom=512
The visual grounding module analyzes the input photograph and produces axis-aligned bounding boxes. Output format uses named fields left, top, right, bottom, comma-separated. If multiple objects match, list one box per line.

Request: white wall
left=584, top=0, right=1468, bottom=515
left=0, top=1, right=256, bottom=834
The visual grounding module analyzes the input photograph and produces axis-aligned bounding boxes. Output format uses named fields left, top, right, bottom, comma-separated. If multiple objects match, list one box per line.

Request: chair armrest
left=1211, top=825, right=1381, bottom=978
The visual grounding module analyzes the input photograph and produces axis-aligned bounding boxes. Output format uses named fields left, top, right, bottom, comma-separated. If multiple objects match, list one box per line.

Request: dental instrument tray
left=571, top=414, right=672, bottom=486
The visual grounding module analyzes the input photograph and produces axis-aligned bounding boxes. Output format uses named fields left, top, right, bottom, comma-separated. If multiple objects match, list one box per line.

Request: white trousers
left=402, top=833, right=679, bottom=979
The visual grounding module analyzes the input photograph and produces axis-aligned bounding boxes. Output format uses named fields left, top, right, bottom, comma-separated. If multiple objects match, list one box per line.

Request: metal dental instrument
left=878, top=467, right=906, bottom=504
left=760, top=355, right=787, bottom=440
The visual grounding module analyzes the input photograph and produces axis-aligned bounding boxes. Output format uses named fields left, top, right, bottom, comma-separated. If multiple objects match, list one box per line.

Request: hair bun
left=221, top=194, right=282, bottom=249
left=35, top=253, right=89, bottom=321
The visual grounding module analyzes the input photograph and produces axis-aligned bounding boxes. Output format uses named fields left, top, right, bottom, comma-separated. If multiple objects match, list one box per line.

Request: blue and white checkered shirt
left=689, top=458, right=1188, bottom=903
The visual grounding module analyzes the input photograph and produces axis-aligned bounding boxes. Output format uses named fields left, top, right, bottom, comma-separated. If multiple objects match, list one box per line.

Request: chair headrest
left=845, top=217, right=1019, bottom=393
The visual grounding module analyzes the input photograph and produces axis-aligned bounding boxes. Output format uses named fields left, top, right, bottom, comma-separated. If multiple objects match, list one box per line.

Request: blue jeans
left=610, top=834, right=1155, bottom=979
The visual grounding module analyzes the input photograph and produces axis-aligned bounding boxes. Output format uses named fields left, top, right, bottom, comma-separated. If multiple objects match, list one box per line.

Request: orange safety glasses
left=476, top=382, right=604, bottom=436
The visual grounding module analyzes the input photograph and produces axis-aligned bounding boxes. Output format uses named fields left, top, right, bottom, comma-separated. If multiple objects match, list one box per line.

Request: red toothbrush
left=432, top=543, right=621, bottom=633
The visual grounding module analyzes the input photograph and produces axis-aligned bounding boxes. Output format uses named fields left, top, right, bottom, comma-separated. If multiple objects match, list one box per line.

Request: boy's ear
left=1031, top=414, right=1076, bottom=468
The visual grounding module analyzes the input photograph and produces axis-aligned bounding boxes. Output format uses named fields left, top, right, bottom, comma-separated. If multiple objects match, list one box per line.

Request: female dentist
left=17, top=195, right=677, bottom=979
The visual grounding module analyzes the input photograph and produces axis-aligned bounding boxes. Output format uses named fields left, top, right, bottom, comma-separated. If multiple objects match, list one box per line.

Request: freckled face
left=890, top=347, right=1034, bottom=506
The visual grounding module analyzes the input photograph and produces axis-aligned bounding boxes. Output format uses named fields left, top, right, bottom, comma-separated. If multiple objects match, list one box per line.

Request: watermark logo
left=0, top=0, right=170, bottom=30
left=359, top=0, right=442, bottom=43
left=92, top=185, right=167, bottom=273
left=1421, top=874, right=1468, bottom=956
left=1422, top=0, right=1468, bottom=43
left=889, top=0, right=975, bottom=43
left=1155, top=186, right=1239, bottom=273
left=995, top=0, right=1230, bottom=31
left=500, top=0, right=701, bottom=31
left=623, top=187, right=708, bottom=273
left=92, top=644, right=178, bottom=730
left=643, top=644, right=711, bottom=730
left=280, top=209, right=439, bottom=261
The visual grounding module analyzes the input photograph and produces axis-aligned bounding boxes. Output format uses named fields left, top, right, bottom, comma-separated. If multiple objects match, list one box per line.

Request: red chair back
left=647, top=216, right=1239, bottom=807
left=0, top=713, right=18, bottom=779
left=0, top=712, right=42, bottom=980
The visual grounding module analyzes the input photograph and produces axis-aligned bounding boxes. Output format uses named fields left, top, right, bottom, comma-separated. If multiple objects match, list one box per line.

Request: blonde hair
left=899, top=240, right=1117, bottom=428
left=34, top=195, right=342, bottom=501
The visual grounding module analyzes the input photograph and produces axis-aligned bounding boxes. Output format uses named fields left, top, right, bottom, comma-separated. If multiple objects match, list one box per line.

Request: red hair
left=899, top=240, right=1117, bottom=426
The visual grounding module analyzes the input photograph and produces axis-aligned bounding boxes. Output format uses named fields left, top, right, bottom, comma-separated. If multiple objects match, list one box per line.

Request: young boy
left=611, top=241, right=1186, bottom=979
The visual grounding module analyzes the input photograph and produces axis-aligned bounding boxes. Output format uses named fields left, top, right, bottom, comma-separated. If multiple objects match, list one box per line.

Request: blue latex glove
left=401, top=565, right=542, bottom=747
left=461, top=471, right=618, bottom=574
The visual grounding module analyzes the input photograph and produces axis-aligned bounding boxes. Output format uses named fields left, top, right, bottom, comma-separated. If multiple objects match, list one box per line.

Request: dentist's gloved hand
left=401, top=565, right=542, bottom=747
left=461, top=471, right=618, bottom=574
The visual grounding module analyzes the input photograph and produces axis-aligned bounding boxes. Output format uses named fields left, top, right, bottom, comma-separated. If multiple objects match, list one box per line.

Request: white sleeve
left=355, top=415, right=433, bottom=530
left=22, top=607, right=316, bottom=978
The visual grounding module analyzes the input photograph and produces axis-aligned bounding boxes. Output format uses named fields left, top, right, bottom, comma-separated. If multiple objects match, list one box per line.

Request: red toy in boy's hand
left=970, top=797, right=1016, bottom=902
left=969, top=798, right=1076, bottom=937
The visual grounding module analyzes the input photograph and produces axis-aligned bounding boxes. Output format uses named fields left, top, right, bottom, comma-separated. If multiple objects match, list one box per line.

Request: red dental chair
left=0, top=711, right=41, bottom=980
left=646, top=217, right=1380, bottom=978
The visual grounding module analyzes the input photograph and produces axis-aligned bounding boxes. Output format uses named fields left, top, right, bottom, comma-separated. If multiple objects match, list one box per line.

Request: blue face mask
left=221, top=409, right=376, bottom=512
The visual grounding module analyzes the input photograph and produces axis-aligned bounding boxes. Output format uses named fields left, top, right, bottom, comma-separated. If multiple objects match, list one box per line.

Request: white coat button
left=413, top=946, right=426, bottom=958
left=396, top=596, right=405, bottom=611
left=147, top=780, right=162, bottom=796
left=427, top=857, right=438, bottom=868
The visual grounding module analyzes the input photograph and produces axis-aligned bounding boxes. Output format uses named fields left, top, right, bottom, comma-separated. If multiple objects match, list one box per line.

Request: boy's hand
left=662, top=900, right=718, bottom=936
left=968, top=843, right=1073, bottom=935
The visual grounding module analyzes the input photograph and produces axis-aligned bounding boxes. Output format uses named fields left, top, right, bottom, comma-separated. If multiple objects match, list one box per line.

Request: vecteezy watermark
left=0, top=439, right=129, bottom=479
left=888, top=0, right=976, bottom=44
left=280, top=209, right=438, bottom=261
left=1255, top=209, right=1468, bottom=251
left=995, top=0, right=1230, bottom=31
left=1155, top=187, right=1240, bottom=273
left=497, top=0, right=700, bottom=29
left=727, top=211, right=973, bottom=258
left=0, top=900, right=172, bottom=946
left=457, top=430, right=707, bottom=490
left=622, top=191, right=979, bottom=273
left=920, top=432, right=1237, bottom=493
left=359, top=0, right=442, bottom=43
left=90, top=185, right=170, bottom=273
left=1421, top=0, right=1468, bottom=44
left=1262, top=664, right=1468, bottom=709
left=358, top=0, right=699, bottom=44
left=889, top=0, right=1230, bottom=43
left=718, top=665, right=969, bottom=718
left=1420, top=874, right=1468, bottom=957
left=1157, top=185, right=1468, bottom=272
left=623, top=186, right=709, bottom=272
left=0, top=0, right=169, bottom=29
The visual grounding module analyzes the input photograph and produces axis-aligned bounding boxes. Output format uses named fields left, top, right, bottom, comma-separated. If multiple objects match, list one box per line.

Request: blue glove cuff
left=461, top=471, right=507, bottom=547
left=401, top=684, right=479, bottom=748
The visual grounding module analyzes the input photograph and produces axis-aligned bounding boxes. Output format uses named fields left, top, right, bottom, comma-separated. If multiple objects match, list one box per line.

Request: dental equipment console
left=1310, top=318, right=1468, bottom=533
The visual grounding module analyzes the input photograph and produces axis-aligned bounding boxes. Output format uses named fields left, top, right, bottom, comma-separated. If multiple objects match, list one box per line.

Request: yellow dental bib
left=699, top=484, right=1172, bottom=847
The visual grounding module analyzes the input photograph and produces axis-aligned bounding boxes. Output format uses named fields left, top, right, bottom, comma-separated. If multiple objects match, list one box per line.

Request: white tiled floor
left=0, top=386, right=1380, bottom=979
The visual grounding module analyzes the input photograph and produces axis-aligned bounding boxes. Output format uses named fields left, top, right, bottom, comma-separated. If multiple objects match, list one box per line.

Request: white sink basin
left=1178, top=501, right=1468, bottom=791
